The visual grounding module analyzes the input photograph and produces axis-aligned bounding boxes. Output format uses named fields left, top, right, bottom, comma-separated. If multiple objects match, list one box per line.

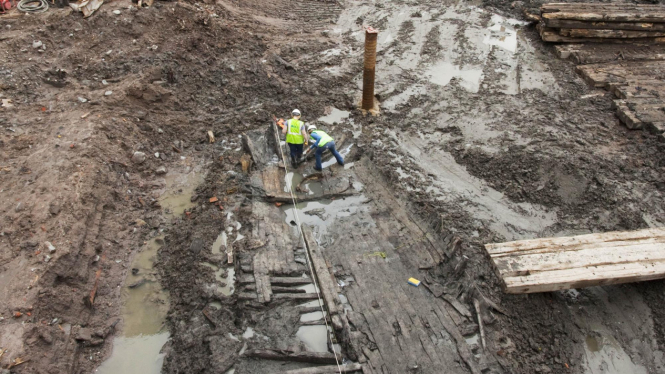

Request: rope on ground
left=272, top=121, right=344, bottom=374
left=17, top=0, right=48, bottom=13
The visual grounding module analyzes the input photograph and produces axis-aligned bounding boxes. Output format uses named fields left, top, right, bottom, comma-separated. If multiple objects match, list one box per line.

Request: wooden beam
left=282, top=363, right=363, bottom=374
left=485, top=228, right=665, bottom=294
left=273, top=293, right=321, bottom=300
left=245, top=349, right=341, bottom=365
left=538, top=24, right=665, bottom=43
left=545, top=19, right=665, bottom=31
left=560, top=28, right=665, bottom=39
left=271, top=286, right=307, bottom=294
left=270, top=276, right=313, bottom=286
left=542, top=11, right=665, bottom=23
left=541, top=3, right=665, bottom=14
left=302, top=225, right=342, bottom=316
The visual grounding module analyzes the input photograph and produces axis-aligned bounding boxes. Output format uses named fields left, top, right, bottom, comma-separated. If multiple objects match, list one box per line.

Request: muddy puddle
left=159, top=168, right=205, bottom=216
left=583, top=332, right=647, bottom=374
left=326, top=3, right=557, bottom=113
left=280, top=195, right=367, bottom=235
left=318, top=108, right=350, bottom=125
left=96, top=237, right=170, bottom=374
left=295, top=284, right=331, bottom=353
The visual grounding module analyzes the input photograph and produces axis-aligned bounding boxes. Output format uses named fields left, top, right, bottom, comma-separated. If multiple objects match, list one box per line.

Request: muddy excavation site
left=3, top=0, right=665, bottom=373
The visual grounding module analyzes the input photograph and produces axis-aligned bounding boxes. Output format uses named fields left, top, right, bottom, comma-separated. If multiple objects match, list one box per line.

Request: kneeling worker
left=282, top=109, right=308, bottom=167
left=307, top=125, right=344, bottom=171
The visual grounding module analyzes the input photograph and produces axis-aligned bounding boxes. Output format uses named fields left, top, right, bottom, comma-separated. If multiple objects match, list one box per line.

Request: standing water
left=96, top=237, right=170, bottom=374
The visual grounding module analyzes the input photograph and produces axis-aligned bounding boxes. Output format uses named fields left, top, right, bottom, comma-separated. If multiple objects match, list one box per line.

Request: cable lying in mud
left=272, top=121, right=344, bottom=374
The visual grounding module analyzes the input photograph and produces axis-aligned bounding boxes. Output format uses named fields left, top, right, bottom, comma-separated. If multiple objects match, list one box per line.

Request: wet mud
left=2, top=0, right=665, bottom=373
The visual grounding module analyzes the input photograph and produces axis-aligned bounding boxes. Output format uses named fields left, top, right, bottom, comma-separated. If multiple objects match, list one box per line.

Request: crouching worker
left=307, top=125, right=344, bottom=171
left=282, top=109, right=308, bottom=168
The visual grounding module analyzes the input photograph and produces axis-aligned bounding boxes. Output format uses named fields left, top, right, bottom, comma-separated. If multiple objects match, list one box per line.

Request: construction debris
left=485, top=228, right=665, bottom=294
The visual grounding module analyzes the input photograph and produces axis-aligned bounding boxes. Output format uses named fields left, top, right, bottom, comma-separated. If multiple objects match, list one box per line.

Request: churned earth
left=1, top=0, right=665, bottom=374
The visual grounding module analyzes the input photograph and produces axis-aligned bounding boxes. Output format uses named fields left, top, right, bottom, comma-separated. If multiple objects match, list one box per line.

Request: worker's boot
left=290, top=156, right=297, bottom=168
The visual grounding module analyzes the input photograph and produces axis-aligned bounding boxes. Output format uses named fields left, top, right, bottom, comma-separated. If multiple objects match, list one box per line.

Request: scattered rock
left=135, top=219, right=147, bottom=226
left=131, top=151, right=146, bottom=164
left=190, top=238, right=204, bottom=254
left=155, top=166, right=167, bottom=175
left=135, top=110, right=147, bottom=120
left=44, top=241, right=56, bottom=253
left=40, top=330, right=54, bottom=344
left=21, top=241, right=39, bottom=250
left=32, top=40, right=43, bottom=49
left=104, top=91, right=113, bottom=96
left=49, top=202, right=60, bottom=215
left=131, top=268, right=139, bottom=275
left=113, top=9, right=121, bottom=15
left=75, top=328, right=92, bottom=341
left=77, top=97, right=88, bottom=103
left=15, top=202, right=24, bottom=212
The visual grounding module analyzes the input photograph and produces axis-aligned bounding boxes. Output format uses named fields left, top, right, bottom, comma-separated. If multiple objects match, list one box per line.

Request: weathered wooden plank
left=302, top=225, right=342, bottom=316
left=486, top=228, right=665, bottom=293
left=541, top=3, right=665, bottom=13
left=545, top=18, right=665, bottom=31
left=560, top=28, right=665, bottom=38
left=542, top=11, right=665, bottom=23
left=299, top=306, right=324, bottom=314
left=270, top=276, right=313, bottom=286
left=539, top=24, right=665, bottom=43
left=245, top=349, right=341, bottom=365
left=273, top=293, right=321, bottom=300
left=485, top=228, right=665, bottom=255
left=271, top=286, right=307, bottom=293
left=504, top=260, right=665, bottom=293
left=282, top=363, right=363, bottom=374
left=613, top=84, right=665, bottom=99
left=615, top=101, right=644, bottom=129
left=554, top=44, right=583, bottom=59
left=495, top=242, right=665, bottom=277
left=238, top=274, right=256, bottom=284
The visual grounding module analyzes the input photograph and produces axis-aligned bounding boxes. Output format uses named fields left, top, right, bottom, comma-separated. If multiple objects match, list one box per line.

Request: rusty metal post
left=362, top=27, right=378, bottom=111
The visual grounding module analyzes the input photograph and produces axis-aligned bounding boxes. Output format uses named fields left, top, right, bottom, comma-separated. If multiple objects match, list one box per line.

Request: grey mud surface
left=2, top=0, right=665, bottom=374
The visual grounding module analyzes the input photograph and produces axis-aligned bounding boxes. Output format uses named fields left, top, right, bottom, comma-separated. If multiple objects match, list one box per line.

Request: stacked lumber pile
left=536, top=3, right=665, bottom=138
left=538, top=3, right=665, bottom=43
left=578, top=61, right=665, bottom=134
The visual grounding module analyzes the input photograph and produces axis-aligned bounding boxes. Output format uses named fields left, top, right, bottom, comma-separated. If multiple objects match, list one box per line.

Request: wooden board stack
left=576, top=60, right=665, bottom=135
left=537, top=3, right=665, bottom=139
left=485, top=228, right=665, bottom=294
left=539, top=3, right=665, bottom=43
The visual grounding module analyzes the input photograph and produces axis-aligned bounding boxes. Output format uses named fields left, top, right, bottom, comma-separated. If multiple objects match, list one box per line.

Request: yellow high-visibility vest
left=312, top=130, right=333, bottom=147
left=286, top=119, right=304, bottom=144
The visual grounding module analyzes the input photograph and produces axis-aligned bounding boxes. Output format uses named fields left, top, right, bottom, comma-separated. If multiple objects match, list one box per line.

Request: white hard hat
left=292, top=109, right=301, bottom=116
left=307, top=125, right=317, bottom=132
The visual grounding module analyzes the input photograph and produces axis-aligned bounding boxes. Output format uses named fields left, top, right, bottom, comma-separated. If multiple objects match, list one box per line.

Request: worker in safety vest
left=307, top=125, right=344, bottom=171
left=282, top=109, right=309, bottom=167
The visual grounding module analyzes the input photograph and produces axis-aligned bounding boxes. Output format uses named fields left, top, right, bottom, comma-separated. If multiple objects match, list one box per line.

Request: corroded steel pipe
left=362, top=27, right=378, bottom=111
